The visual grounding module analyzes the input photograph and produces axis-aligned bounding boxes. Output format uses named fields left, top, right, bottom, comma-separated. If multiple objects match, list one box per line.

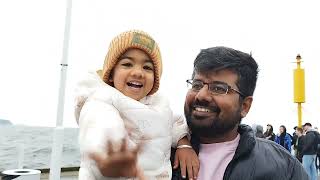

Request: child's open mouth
left=127, top=82, right=143, bottom=88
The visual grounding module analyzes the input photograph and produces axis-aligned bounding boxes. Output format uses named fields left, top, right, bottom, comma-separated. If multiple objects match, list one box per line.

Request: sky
left=0, top=0, right=319, bottom=134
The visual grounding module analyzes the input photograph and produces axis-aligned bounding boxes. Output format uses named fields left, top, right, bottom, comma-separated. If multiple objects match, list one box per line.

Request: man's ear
left=240, top=96, right=253, bottom=118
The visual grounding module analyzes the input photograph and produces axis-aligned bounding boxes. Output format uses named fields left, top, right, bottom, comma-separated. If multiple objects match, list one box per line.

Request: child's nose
left=131, top=66, right=144, bottom=78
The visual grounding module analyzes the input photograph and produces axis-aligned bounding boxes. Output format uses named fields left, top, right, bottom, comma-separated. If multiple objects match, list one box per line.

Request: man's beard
left=185, top=106, right=242, bottom=138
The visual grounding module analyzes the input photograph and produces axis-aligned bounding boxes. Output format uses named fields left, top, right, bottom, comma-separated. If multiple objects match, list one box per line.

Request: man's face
left=279, top=127, right=284, bottom=134
left=184, top=69, right=252, bottom=138
left=295, top=129, right=302, bottom=136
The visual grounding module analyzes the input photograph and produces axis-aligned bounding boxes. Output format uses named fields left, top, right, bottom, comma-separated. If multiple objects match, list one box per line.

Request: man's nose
left=195, top=85, right=213, bottom=102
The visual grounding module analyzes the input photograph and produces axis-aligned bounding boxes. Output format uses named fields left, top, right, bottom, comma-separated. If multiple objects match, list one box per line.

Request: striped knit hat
left=99, top=30, right=162, bottom=95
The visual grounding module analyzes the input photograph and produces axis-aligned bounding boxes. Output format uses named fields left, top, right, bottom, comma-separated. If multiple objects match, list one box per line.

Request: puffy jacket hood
left=74, top=71, right=107, bottom=123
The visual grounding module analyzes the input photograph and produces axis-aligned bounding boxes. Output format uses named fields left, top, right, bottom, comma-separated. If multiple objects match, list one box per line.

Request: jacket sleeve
left=297, top=137, right=303, bottom=152
left=78, top=99, right=127, bottom=179
left=171, top=113, right=189, bottom=148
left=275, top=135, right=280, bottom=144
left=285, top=134, right=292, bottom=152
left=79, top=99, right=127, bottom=154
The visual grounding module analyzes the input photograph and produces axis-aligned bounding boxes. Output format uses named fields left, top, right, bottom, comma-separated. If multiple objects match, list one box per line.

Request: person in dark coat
left=295, top=127, right=304, bottom=163
left=301, top=123, right=318, bottom=180
left=264, top=124, right=275, bottom=141
left=253, top=124, right=265, bottom=138
left=171, top=46, right=308, bottom=180
left=292, top=126, right=298, bottom=147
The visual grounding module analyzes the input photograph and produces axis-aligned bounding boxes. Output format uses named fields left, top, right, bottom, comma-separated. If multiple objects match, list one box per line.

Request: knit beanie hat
left=99, top=30, right=162, bottom=95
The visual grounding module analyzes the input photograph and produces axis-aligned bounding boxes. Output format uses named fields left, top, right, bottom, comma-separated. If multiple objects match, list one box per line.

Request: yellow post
left=297, top=103, right=302, bottom=128
left=293, top=54, right=305, bottom=128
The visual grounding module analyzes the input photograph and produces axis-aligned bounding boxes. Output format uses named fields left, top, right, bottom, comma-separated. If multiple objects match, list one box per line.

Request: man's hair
left=303, top=122, right=312, bottom=127
left=192, top=46, right=259, bottom=97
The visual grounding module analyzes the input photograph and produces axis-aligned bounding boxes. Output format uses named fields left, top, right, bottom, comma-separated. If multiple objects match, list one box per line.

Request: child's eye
left=121, top=63, right=132, bottom=67
left=143, top=65, right=153, bottom=71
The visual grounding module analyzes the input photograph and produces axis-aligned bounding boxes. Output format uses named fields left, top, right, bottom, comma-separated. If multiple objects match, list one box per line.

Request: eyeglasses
left=186, top=79, right=245, bottom=97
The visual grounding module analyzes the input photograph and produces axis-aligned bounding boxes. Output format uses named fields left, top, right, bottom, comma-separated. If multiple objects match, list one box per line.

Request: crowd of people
left=253, top=123, right=320, bottom=180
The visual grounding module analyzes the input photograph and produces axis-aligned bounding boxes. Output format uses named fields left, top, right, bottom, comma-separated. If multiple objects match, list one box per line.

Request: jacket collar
left=233, top=124, right=256, bottom=159
left=191, top=124, right=256, bottom=158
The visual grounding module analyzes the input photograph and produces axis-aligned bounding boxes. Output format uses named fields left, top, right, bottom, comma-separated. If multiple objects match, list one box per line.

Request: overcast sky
left=0, top=0, right=319, bottom=133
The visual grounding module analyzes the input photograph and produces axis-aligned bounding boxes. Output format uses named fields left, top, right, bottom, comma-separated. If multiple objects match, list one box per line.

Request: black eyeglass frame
left=186, top=79, right=245, bottom=97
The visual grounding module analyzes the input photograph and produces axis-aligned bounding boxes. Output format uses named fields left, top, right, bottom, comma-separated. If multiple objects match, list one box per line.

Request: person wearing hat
left=74, top=30, right=199, bottom=180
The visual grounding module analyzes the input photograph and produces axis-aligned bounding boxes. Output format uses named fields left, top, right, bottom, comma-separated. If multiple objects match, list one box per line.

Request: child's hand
left=173, top=147, right=199, bottom=180
left=90, top=138, right=145, bottom=180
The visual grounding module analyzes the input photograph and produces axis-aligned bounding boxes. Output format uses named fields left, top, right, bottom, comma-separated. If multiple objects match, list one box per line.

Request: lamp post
left=293, top=54, right=305, bottom=128
left=49, top=0, right=72, bottom=179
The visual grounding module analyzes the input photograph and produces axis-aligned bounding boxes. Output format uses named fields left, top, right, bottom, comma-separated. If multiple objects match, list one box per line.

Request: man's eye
left=211, top=85, right=227, bottom=93
left=192, top=83, right=203, bottom=90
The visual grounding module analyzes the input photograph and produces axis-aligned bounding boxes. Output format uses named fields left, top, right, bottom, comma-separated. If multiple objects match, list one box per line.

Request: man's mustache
left=192, top=101, right=221, bottom=113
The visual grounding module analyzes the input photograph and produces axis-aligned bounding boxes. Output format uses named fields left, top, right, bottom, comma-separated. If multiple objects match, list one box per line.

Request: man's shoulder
left=248, top=138, right=304, bottom=174
left=227, top=137, right=307, bottom=180
left=253, top=138, right=293, bottom=157
left=255, top=137, right=285, bottom=147
left=305, top=130, right=317, bottom=138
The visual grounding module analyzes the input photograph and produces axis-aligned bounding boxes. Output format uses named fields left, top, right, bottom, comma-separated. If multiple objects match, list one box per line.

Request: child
left=75, top=30, right=199, bottom=179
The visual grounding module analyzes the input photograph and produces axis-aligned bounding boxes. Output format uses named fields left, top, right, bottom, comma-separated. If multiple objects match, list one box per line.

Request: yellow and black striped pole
left=293, top=54, right=305, bottom=127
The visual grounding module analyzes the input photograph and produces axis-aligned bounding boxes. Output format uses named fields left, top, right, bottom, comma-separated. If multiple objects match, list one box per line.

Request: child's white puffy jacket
left=74, top=71, right=189, bottom=180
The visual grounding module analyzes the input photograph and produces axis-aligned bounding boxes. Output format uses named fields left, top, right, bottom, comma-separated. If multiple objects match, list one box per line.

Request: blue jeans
left=303, top=155, right=317, bottom=180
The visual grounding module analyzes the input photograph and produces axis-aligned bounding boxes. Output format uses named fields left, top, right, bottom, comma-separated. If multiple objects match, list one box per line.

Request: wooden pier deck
left=39, top=167, right=79, bottom=180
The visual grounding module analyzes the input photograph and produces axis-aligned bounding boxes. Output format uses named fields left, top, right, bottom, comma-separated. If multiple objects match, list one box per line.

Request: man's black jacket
left=171, top=124, right=308, bottom=180
left=301, top=130, right=317, bottom=155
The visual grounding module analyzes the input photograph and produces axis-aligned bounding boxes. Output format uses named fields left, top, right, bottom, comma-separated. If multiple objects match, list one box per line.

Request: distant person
left=292, top=126, right=298, bottom=151
left=74, top=30, right=199, bottom=179
left=254, top=124, right=265, bottom=138
left=315, top=127, right=320, bottom=175
left=302, top=123, right=318, bottom=180
left=275, top=125, right=292, bottom=152
left=264, top=124, right=275, bottom=141
left=295, top=127, right=304, bottom=163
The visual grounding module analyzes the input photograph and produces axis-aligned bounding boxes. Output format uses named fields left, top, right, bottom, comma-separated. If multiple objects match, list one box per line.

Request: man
left=252, top=124, right=264, bottom=138
left=172, top=46, right=307, bottom=180
left=302, top=122, right=318, bottom=180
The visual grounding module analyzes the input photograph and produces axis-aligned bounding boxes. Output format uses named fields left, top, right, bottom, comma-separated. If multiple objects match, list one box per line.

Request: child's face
left=111, top=48, right=154, bottom=101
